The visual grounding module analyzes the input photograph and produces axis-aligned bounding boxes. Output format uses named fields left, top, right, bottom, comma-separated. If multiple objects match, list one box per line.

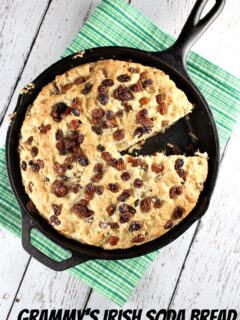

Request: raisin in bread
left=19, top=60, right=208, bottom=249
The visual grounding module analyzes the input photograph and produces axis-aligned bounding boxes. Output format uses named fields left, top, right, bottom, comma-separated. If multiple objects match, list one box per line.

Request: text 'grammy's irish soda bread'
left=19, top=59, right=208, bottom=249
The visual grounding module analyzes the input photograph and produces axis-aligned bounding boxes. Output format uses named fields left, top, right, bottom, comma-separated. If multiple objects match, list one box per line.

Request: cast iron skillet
left=6, top=0, right=225, bottom=271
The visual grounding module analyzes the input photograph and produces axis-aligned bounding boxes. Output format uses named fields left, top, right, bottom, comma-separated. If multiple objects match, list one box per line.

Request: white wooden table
left=0, top=0, right=240, bottom=318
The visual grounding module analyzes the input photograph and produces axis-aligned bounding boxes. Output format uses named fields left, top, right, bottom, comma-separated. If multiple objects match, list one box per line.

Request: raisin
left=134, top=126, right=151, bottom=138
left=79, top=156, right=89, bottom=166
left=55, top=129, right=64, bottom=141
left=140, top=197, right=151, bottom=212
left=71, top=108, right=80, bottom=117
left=99, top=221, right=108, bottom=229
left=140, top=71, right=148, bottom=79
left=61, top=83, right=73, bottom=93
left=130, top=81, right=143, bottom=92
left=156, top=94, right=163, bottom=104
left=71, top=97, right=79, bottom=108
left=103, top=112, right=118, bottom=128
left=102, top=151, right=112, bottom=162
left=132, top=234, right=145, bottom=243
left=128, top=157, right=141, bottom=167
left=92, top=126, right=103, bottom=135
left=70, top=184, right=80, bottom=193
left=74, top=76, right=86, bottom=85
left=91, top=173, right=103, bottom=183
left=85, top=183, right=95, bottom=194
left=21, top=161, right=27, bottom=171
left=49, top=215, right=61, bottom=226
left=109, top=158, right=118, bottom=168
left=164, top=220, right=173, bottom=229
left=123, top=103, right=133, bottom=113
left=40, top=124, right=51, bottom=134
left=98, top=93, right=108, bottom=105
left=97, top=144, right=105, bottom=152
left=134, top=199, right=139, bottom=207
left=169, top=186, right=183, bottom=199
left=51, top=180, right=68, bottom=197
left=113, top=129, right=125, bottom=141
left=114, top=85, right=134, bottom=101
left=116, top=158, right=125, bottom=171
left=30, top=146, right=38, bottom=157
left=161, top=120, right=169, bottom=127
left=154, top=199, right=162, bottom=208
left=117, top=74, right=131, bottom=82
left=106, top=204, right=116, bottom=216
left=128, top=67, right=140, bottom=73
left=136, top=108, right=148, bottom=123
left=29, top=161, right=40, bottom=173
left=118, top=189, right=132, bottom=202
left=64, top=156, right=73, bottom=167
left=53, top=162, right=66, bottom=175
left=97, top=84, right=107, bottom=94
left=175, top=158, right=184, bottom=170
left=94, top=163, right=104, bottom=174
left=51, top=102, right=68, bottom=121
left=172, top=206, right=184, bottom=219
left=121, top=171, right=131, bottom=181
left=72, top=202, right=94, bottom=218
left=26, top=136, right=33, bottom=145
left=129, top=222, right=141, bottom=232
left=120, top=212, right=132, bottom=223
left=95, top=185, right=104, bottom=195
left=52, top=204, right=62, bottom=216
left=139, top=97, right=149, bottom=105
left=78, top=134, right=84, bottom=144
left=177, top=168, right=186, bottom=180
left=102, top=79, right=114, bottom=86
left=157, top=102, right=167, bottom=115
left=151, top=163, right=164, bottom=174
left=110, top=222, right=119, bottom=229
left=26, top=201, right=38, bottom=214
left=68, top=119, right=81, bottom=130
left=115, top=110, right=124, bottom=118
left=119, top=204, right=136, bottom=214
left=134, top=178, right=143, bottom=188
left=108, top=235, right=119, bottom=246
left=142, top=79, right=153, bottom=87
left=84, top=192, right=94, bottom=202
left=36, top=159, right=44, bottom=168
left=82, top=82, right=93, bottom=94
left=108, top=183, right=120, bottom=193
left=92, top=108, right=105, bottom=119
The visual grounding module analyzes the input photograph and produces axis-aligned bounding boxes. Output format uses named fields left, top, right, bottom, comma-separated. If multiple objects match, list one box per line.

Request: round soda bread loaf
left=19, top=59, right=208, bottom=249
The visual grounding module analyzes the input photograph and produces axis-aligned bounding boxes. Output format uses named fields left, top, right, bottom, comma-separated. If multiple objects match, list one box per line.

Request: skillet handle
left=154, top=0, right=225, bottom=75
left=21, top=212, right=89, bottom=271
left=173, top=0, right=226, bottom=59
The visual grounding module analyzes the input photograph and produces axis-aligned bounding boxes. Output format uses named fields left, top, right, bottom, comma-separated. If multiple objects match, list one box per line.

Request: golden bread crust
left=19, top=60, right=208, bottom=249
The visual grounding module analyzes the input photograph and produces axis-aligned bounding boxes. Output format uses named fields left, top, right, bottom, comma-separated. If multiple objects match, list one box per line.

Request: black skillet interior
left=6, top=0, right=224, bottom=271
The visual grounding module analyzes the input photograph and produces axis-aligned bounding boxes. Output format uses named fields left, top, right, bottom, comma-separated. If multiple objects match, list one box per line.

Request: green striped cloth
left=0, top=0, right=240, bottom=306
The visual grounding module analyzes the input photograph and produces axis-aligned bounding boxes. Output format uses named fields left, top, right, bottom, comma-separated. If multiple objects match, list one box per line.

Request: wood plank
left=131, top=0, right=240, bottom=77
left=0, top=0, right=100, bottom=145
left=8, top=259, right=90, bottom=319
left=85, top=227, right=197, bottom=308
left=170, top=123, right=240, bottom=309
left=0, top=0, right=50, bottom=123
left=0, top=228, right=30, bottom=320
left=4, top=1, right=100, bottom=317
